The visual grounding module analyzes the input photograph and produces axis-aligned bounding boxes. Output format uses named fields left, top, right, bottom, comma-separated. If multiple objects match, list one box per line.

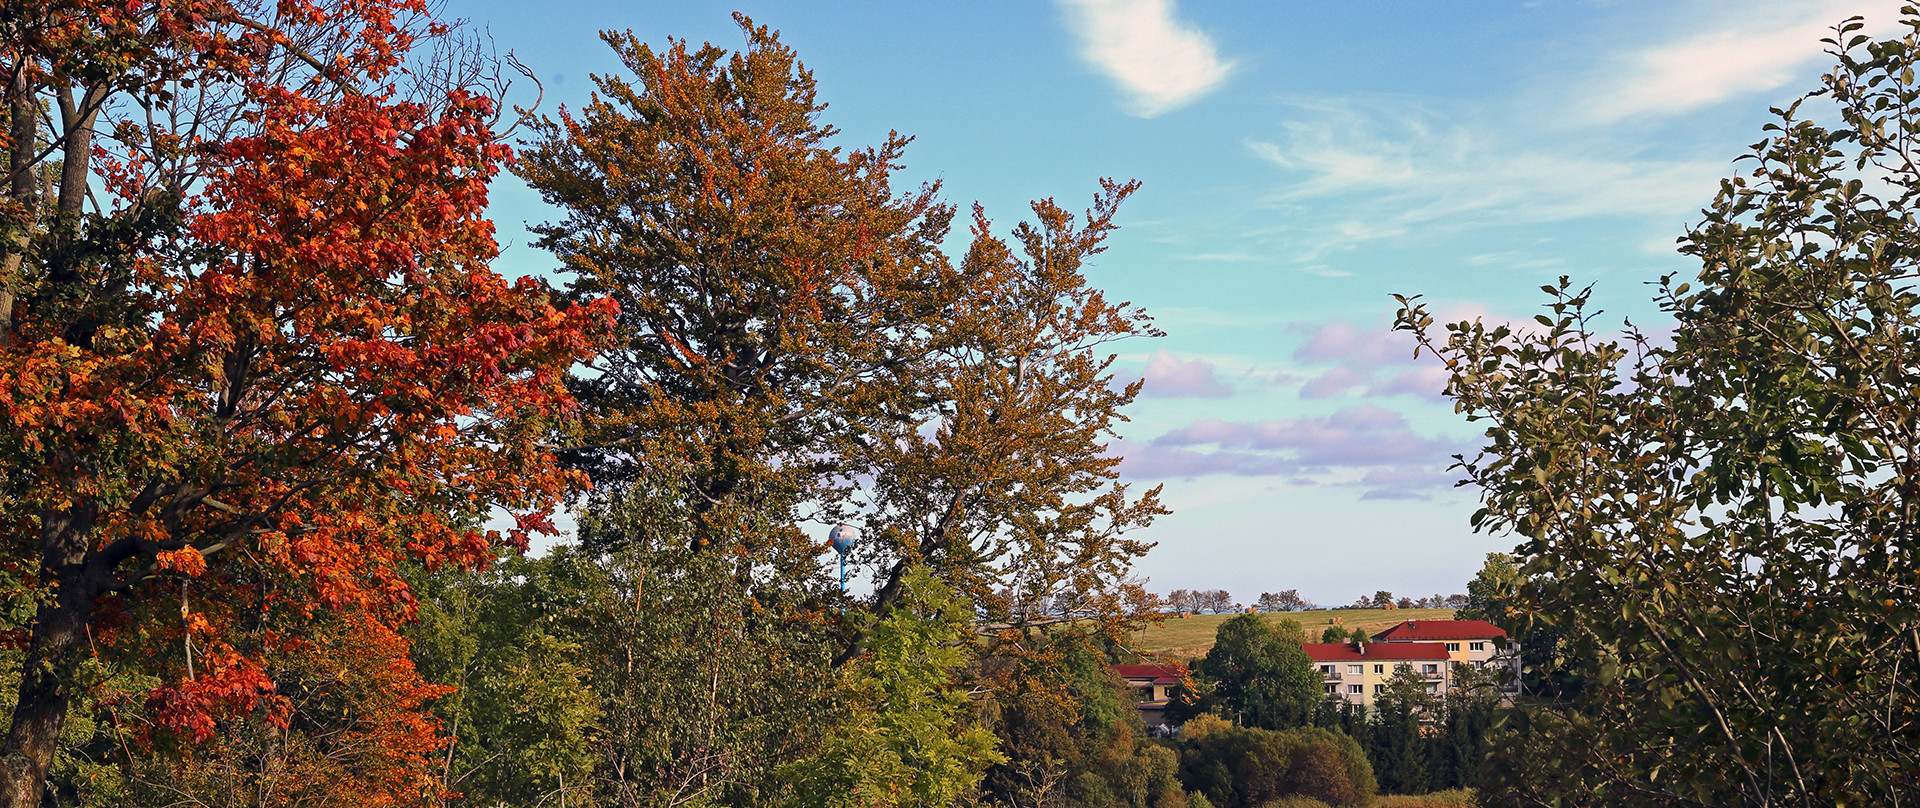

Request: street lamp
left=829, top=524, right=859, bottom=596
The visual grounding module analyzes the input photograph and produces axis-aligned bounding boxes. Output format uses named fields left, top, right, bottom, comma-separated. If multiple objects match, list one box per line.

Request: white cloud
left=1141, top=350, right=1235, bottom=398
left=1248, top=101, right=1726, bottom=239
left=1057, top=0, right=1233, bottom=117
left=1587, top=1, right=1906, bottom=123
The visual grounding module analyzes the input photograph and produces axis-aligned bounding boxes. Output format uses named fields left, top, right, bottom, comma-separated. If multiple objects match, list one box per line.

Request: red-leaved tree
left=0, top=1, right=611, bottom=803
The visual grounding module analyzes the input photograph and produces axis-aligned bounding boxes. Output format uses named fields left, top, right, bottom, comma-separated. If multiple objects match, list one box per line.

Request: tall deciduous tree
left=515, top=16, right=957, bottom=559
left=515, top=19, right=1166, bottom=805
left=1398, top=14, right=1920, bottom=806
left=855, top=189, right=1164, bottom=635
left=512, top=19, right=953, bottom=803
left=0, top=1, right=609, bottom=803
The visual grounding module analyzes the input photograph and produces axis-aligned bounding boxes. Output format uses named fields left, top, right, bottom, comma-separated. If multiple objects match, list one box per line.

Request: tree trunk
left=0, top=503, right=100, bottom=808
left=1, top=57, right=41, bottom=348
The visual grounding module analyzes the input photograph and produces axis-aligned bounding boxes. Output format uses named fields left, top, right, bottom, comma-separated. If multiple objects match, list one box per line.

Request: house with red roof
left=1110, top=664, right=1183, bottom=727
left=1374, top=619, right=1520, bottom=681
left=1302, top=641, right=1452, bottom=709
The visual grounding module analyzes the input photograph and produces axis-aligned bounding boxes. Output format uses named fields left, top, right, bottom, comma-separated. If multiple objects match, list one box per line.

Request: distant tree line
left=1163, top=589, right=1467, bottom=613
left=1339, top=591, right=1468, bottom=610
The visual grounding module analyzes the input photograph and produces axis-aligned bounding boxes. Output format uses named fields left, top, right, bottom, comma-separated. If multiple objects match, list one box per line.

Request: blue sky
left=451, top=0, right=1904, bottom=605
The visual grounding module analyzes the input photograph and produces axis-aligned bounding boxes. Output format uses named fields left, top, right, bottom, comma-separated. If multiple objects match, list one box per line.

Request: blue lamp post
left=829, top=524, right=859, bottom=595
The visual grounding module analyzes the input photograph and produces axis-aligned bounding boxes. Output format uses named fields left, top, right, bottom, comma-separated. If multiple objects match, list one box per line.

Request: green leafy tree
left=974, top=633, right=1191, bottom=808
left=783, top=567, right=1003, bottom=808
left=1396, top=14, right=1920, bottom=806
left=1174, top=615, right=1319, bottom=730
left=571, top=483, right=839, bottom=808
left=1454, top=553, right=1521, bottom=627
left=406, top=557, right=599, bottom=807
left=1459, top=552, right=1578, bottom=698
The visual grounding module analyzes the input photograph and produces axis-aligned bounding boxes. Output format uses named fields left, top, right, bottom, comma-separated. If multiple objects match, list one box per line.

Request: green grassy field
left=1133, top=608, right=1456, bottom=661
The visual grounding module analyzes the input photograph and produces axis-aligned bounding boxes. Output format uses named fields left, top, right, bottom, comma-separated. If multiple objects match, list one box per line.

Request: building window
left=1325, top=684, right=1336, bottom=693
left=1373, top=664, right=1384, bottom=674
left=1427, top=682, right=1439, bottom=692
left=1348, top=664, right=1363, bottom=675
left=1347, top=684, right=1363, bottom=694
left=1470, top=642, right=1485, bottom=651
left=1446, top=642, right=1460, bottom=652
left=1374, top=684, right=1385, bottom=694
left=1423, top=664, right=1439, bottom=675
left=1320, top=665, right=1335, bottom=674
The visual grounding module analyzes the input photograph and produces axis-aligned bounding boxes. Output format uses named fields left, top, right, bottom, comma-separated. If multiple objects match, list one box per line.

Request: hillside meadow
left=1134, top=608, right=1457, bottom=660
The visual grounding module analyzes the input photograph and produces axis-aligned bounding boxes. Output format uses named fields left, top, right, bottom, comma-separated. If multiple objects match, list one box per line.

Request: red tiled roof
left=1302, top=642, right=1451, bottom=662
left=1111, top=664, right=1183, bottom=682
left=1374, top=619, right=1506, bottom=641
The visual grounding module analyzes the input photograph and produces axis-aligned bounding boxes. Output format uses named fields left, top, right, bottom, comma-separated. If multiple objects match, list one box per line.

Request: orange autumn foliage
left=139, top=611, right=455, bottom=808
left=0, top=0, right=611, bottom=803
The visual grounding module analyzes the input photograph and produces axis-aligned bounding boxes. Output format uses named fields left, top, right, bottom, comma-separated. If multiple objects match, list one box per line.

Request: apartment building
left=1111, top=664, right=1183, bottom=727
left=1303, top=641, right=1452, bottom=709
left=1374, top=619, right=1520, bottom=680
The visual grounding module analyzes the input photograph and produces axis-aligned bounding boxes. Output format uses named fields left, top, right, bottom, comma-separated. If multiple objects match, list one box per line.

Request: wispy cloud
left=1247, top=100, right=1726, bottom=244
left=1586, top=1, right=1904, bottom=123
left=1238, top=6, right=1908, bottom=261
left=1121, top=404, right=1465, bottom=498
left=1057, top=0, right=1234, bottom=116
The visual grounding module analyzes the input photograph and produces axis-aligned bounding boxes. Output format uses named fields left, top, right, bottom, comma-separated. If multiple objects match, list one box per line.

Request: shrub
left=1178, top=724, right=1375, bottom=808
left=1284, top=726, right=1375, bottom=805
left=1287, top=741, right=1357, bottom=806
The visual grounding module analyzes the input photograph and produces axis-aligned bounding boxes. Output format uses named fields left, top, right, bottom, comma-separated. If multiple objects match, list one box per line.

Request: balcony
left=1321, top=671, right=1343, bottom=681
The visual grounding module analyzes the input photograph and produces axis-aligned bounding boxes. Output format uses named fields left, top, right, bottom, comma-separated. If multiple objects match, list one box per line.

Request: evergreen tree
left=1367, top=667, right=1436, bottom=795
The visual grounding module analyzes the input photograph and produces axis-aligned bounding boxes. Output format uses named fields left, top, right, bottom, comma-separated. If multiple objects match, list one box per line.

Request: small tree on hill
left=1196, top=589, right=1238, bottom=614
left=1257, top=590, right=1310, bottom=612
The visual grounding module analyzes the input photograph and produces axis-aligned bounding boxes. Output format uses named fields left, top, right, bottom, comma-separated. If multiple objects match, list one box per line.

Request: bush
left=1286, top=741, right=1356, bottom=806
left=1178, top=724, right=1374, bottom=808
left=1284, top=726, right=1375, bottom=805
